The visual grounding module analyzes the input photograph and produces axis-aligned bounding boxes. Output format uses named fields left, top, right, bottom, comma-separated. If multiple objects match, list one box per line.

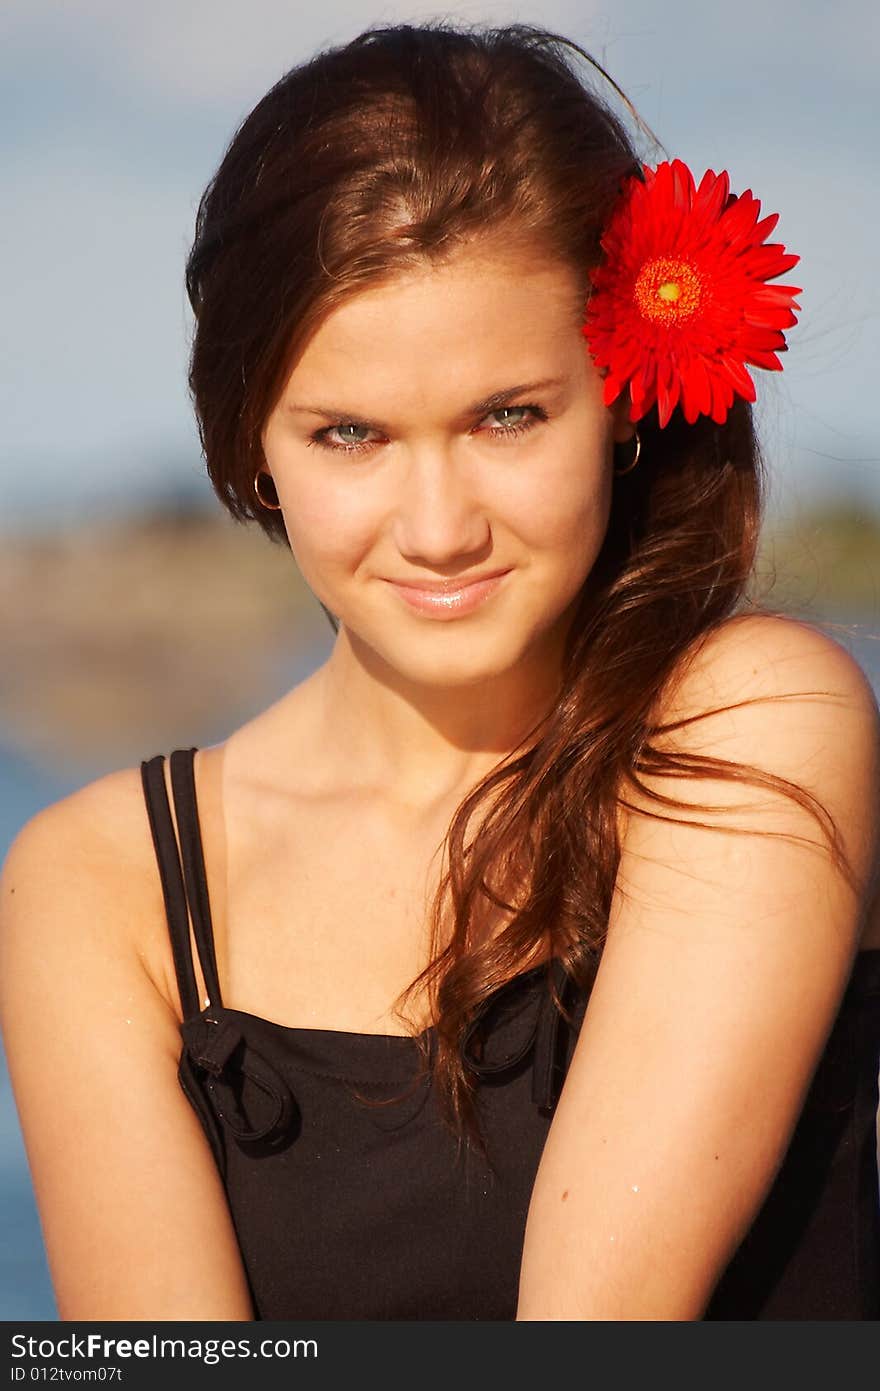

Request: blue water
left=1, top=612, right=878, bottom=1320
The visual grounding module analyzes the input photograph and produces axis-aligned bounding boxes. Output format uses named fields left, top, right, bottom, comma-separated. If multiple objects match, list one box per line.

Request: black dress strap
left=168, top=747, right=224, bottom=1011
left=140, top=747, right=223, bottom=1020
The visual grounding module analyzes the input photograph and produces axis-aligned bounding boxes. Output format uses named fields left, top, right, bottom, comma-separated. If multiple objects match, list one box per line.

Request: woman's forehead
left=287, top=259, right=585, bottom=382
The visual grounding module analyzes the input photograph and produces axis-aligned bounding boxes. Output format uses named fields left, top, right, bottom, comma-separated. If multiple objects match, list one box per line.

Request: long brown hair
left=184, top=20, right=857, bottom=1162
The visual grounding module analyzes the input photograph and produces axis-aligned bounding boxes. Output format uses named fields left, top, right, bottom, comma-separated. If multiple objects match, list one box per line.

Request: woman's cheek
left=524, top=462, right=610, bottom=552
left=278, top=472, right=361, bottom=548
left=552, top=474, right=613, bottom=588
left=294, top=510, right=385, bottom=602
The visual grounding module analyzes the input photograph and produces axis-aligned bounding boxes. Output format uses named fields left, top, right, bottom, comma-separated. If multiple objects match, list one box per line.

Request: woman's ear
left=610, top=391, right=637, bottom=445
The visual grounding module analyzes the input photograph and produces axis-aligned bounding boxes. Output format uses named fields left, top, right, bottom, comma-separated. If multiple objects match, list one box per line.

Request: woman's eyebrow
left=285, top=376, right=569, bottom=431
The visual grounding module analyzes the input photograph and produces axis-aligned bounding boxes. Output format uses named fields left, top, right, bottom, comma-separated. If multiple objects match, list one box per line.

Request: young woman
left=2, top=21, right=879, bottom=1322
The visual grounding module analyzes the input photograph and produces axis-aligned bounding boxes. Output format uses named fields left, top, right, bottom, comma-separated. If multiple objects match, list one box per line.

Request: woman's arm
left=516, top=614, right=880, bottom=1320
left=0, top=779, right=256, bottom=1321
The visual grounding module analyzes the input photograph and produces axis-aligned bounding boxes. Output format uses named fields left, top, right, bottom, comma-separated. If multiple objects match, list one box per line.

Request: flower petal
left=581, top=159, right=801, bottom=428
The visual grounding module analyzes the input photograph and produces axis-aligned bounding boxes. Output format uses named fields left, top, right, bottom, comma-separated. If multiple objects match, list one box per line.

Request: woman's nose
left=392, top=444, right=489, bottom=562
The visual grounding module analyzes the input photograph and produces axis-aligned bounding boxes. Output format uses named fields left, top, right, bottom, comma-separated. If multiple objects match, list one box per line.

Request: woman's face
left=261, top=242, right=634, bottom=689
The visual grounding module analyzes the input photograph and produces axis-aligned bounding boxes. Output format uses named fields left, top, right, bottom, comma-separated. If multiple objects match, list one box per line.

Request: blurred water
left=1, top=613, right=878, bottom=1320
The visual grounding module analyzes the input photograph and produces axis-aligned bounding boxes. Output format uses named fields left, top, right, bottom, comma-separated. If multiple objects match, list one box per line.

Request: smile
left=384, top=569, right=512, bottom=619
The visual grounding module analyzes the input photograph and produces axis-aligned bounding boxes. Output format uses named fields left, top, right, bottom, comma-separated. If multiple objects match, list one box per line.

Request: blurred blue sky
left=2, top=0, right=878, bottom=533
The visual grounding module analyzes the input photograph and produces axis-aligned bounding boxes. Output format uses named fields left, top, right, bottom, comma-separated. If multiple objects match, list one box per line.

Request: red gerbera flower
left=582, top=159, right=802, bottom=428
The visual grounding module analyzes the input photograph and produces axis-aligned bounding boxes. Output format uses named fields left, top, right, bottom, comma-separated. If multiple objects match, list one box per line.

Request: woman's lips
left=384, top=569, right=512, bottom=618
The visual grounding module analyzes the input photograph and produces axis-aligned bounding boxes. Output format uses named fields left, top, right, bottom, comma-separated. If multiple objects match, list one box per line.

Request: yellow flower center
left=634, top=257, right=703, bottom=324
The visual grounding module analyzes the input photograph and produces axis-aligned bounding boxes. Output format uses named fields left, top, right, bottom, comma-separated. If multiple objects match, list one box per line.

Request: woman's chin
left=352, top=629, right=522, bottom=688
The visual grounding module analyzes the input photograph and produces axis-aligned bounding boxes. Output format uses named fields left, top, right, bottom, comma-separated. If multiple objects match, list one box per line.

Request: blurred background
left=2, top=0, right=878, bottom=1319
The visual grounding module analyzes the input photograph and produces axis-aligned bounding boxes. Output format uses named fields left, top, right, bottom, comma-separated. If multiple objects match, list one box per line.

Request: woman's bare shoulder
left=3, top=762, right=155, bottom=868
left=0, top=761, right=183, bottom=1018
left=657, top=610, right=878, bottom=721
left=0, top=762, right=254, bottom=1319
left=518, top=611, right=880, bottom=1319
left=618, top=610, right=879, bottom=837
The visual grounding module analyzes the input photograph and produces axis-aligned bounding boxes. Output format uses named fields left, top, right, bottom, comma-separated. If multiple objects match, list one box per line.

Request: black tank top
left=141, top=746, right=880, bottom=1320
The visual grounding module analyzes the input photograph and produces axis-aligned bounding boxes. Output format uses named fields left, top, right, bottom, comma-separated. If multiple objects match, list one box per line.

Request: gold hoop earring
left=254, top=469, right=282, bottom=510
left=613, top=430, right=641, bottom=476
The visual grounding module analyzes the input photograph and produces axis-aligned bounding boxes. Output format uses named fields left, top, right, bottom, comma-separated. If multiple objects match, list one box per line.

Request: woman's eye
left=481, top=404, right=548, bottom=439
left=487, top=406, right=530, bottom=428
left=320, top=422, right=376, bottom=451
left=308, top=403, right=547, bottom=455
left=307, top=420, right=380, bottom=454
